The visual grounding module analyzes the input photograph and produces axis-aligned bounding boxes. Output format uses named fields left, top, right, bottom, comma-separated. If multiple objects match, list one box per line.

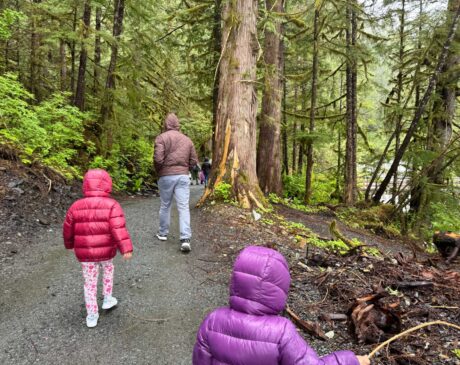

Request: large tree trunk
left=305, top=6, right=320, bottom=204
left=99, top=0, right=125, bottom=153
left=257, top=0, right=284, bottom=196
left=297, top=85, right=306, bottom=173
left=343, top=0, right=358, bottom=205
left=199, top=0, right=263, bottom=209
left=373, top=3, right=460, bottom=203
left=282, top=40, right=289, bottom=176
left=211, top=0, right=222, bottom=156
left=428, top=0, right=459, bottom=184
left=74, top=0, right=91, bottom=111
left=93, top=6, right=102, bottom=94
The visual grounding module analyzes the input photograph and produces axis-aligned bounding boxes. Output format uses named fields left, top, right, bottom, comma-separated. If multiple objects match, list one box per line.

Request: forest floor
left=0, top=158, right=459, bottom=365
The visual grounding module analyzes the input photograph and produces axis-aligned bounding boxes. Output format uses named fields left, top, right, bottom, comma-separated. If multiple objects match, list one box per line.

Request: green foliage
left=0, top=74, right=88, bottom=177
left=0, top=9, right=25, bottom=40
left=452, top=349, right=460, bottom=359
left=430, top=200, right=460, bottom=232
left=283, top=173, right=337, bottom=205
left=213, top=182, right=232, bottom=202
left=307, top=236, right=350, bottom=253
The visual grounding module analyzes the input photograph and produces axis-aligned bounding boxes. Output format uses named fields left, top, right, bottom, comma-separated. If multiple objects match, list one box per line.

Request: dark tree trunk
left=343, top=0, right=358, bottom=205
left=29, top=0, right=41, bottom=101
left=199, top=0, right=264, bottom=209
left=392, top=0, right=405, bottom=203
left=100, top=0, right=126, bottom=153
left=373, top=3, right=460, bottom=203
left=74, top=0, right=91, bottom=111
left=282, top=39, right=289, bottom=176
left=305, top=7, right=320, bottom=204
left=70, top=3, right=78, bottom=94
left=291, top=85, right=298, bottom=174
left=59, top=39, right=67, bottom=91
left=93, top=6, right=102, bottom=94
left=257, top=0, right=284, bottom=195
left=297, top=85, right=306, bottom=173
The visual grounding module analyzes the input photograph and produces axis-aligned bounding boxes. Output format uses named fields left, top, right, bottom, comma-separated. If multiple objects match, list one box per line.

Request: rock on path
left=0, top=186, right=227, bottom=365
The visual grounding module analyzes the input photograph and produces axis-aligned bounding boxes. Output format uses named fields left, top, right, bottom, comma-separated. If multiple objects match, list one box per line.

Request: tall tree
left=343, top=0, right=358, bottom=205
left=199, top=0, right=264, bottom=208
left=100, top=0, right=125, bottom=152
left=93, top=5, right=102, bottom=94
left=373, top=2, right=460, bottom=203
left=257, top=0, right=285, bottom=195
left=305, top=2, right=321, bottom=203
left=74, top=0, right=91, bottom=110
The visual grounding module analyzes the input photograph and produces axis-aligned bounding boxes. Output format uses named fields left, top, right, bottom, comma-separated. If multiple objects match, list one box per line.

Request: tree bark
left=100, top=0, right=125, bottom=153
left=200, top=0, right=263, bottom=209
left=211, top=0, right=222, bottom=156
left=74, top=0, right=91, bottom=111
left=428, top=0, right=459, bottom=184
left=291, top=85, right=298, bottom=174
left=343, top=0, right=358, bottom=205
left=305, top=6, right=320, bottom=204
left=59, top=39, right=67, bottom=92
left=282, top=38, right=289, bottom=176
left=373, top=3, right=460, bottom=203
left=392, top=0, right=405, bottom=203
left=93, top=6, right=102, bottom=94
left=29, top=0, right=41, bottom=101
left=297, top=84, right=306, bottom=173
left=70, top=3, right=77, bottom=94
left=257, top=0, right=284, bottom=196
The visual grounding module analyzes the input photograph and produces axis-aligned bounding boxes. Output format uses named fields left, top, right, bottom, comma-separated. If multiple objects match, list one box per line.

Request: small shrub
left=213, top=182, right=232, bottom=201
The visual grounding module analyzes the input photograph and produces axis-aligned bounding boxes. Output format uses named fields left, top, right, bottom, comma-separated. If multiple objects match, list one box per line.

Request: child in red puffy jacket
left=63, top=169, right=133, bottom=328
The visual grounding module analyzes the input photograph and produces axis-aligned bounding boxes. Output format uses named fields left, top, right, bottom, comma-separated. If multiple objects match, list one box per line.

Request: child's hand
left=123, top=252, right=133, bottom=260
left=357, top=355, right=370, bottom=365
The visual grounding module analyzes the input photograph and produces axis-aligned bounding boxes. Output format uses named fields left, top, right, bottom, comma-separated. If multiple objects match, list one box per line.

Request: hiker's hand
left=357, top=355, right=370, bottom=365
left=123, top=252, right=132, bottom=260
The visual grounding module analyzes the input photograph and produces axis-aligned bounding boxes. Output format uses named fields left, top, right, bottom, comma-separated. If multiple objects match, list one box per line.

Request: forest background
left=0, top=0, right=458, bottom=240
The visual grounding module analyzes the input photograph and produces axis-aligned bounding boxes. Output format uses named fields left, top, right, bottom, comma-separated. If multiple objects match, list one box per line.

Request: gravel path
left=0, top=186, right=227, bottom=365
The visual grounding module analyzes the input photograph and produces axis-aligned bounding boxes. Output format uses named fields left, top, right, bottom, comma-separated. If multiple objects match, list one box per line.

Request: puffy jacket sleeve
left=63, top=207, right=74, bottom=249
left=189, top=142, right=198, bottom=169
left=192, top=314, right=212, bottom=365
left=279, top=321, right=359, bottom=365
left=109, top=202, right=133, bottom=254
left=154, top=135, right=165, bottom=173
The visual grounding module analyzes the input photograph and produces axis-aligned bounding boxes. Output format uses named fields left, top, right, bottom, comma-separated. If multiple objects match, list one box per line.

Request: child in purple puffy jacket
left=193, top=246, right=370, bottom=365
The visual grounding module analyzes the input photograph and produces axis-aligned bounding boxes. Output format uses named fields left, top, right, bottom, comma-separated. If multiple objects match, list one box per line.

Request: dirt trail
left=0, top=186, right=226, bottom=365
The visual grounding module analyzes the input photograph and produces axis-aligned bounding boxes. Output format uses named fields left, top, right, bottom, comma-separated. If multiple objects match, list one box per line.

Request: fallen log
left=433, top=231, right=460, bottom=264
left=286, top=307, right=328, bottom=341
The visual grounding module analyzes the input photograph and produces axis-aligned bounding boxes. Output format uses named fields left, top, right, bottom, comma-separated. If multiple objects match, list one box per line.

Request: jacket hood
left=165, top=113, right=180, bottom=131
left=229, top=246, right=291, bottom=315
left=82, top=169, right=112, bottom=197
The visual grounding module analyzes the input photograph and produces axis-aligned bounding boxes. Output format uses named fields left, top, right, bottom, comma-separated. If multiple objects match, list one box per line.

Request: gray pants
left=158, top=175, right=191, bottom=240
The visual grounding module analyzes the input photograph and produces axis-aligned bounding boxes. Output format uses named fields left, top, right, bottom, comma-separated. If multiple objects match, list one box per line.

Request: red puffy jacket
left=63, top=169, right=133, bottom=262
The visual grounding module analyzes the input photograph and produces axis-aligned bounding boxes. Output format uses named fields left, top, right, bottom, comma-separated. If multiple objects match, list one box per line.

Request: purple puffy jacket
left=193, top=246, right=359, bottom=365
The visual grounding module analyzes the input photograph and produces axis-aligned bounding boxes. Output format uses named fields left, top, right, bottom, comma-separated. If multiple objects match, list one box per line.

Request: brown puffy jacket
left=154, top=113, right=198, bottom=177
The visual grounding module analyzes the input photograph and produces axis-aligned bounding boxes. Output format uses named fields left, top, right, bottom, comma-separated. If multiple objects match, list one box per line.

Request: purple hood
left=193, top=246, right=360, bottom=365
left=230, top=246, right=290, bottom=315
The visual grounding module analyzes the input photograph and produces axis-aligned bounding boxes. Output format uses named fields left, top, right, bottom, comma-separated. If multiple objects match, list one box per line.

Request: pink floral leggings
left=81, top=260, right=114, bottom=315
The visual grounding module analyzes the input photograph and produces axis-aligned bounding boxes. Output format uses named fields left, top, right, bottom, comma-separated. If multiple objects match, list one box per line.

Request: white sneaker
left=180, top=239, right=191, bottom=252
left=156, top=233, right=168, bottom=241
left=102, top=296, right=118, bottom=310
left=86, top=313, right=99, bottom=328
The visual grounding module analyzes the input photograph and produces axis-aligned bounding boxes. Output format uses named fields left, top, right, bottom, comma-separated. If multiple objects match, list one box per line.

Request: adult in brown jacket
left=154, top=113, right=198, bottom=252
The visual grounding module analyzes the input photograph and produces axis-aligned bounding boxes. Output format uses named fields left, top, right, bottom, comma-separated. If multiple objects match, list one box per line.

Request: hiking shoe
left=180, top=239, right=191, bottom=252
left=86, top=313, right=99, bottom=328
left=102, top=296, right=118, bottom=310
left=156, top=233, right=168, bottom=241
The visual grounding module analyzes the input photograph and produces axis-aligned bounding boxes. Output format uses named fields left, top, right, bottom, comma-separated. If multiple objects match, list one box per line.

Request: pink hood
left=82, top=169, right=112, bottom=197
